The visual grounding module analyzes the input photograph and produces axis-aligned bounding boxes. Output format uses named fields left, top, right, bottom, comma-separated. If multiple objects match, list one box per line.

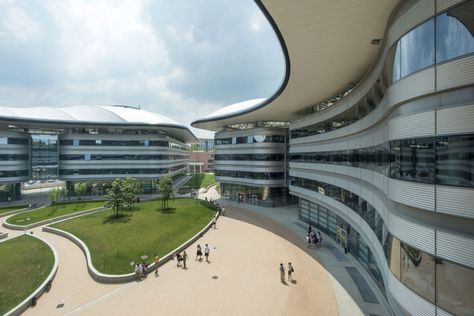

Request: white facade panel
left=387, top=179, right=435, bottom=211
left=436, top=104, right=474, bottom=135
left=437, top=54, right=474, bottom=91
left=436, top=186, right=474, bottom=219
left=436, top=231, right=474, bottom=268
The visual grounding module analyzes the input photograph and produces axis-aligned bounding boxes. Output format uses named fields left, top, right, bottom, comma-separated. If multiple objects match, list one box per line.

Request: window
left=73, top=139, right=79, bottom=146
left=400, top=18, right=435, bottom=77
left=400, top=243, right=435, bottom=303
left=436, top=1, right=474, bottom=63
left=436, top=135, right=474, bottom=187
left=436, top=259, right=474, bottom=316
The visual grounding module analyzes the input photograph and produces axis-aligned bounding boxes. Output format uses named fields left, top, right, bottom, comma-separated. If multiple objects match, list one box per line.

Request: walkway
left=24, top=215, right=338, bottom=315
left=220, top=200, right=392, bottom=316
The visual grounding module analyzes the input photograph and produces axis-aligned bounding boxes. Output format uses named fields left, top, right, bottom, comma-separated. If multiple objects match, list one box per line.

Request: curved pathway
left=35, top=215, right=339, bottom=315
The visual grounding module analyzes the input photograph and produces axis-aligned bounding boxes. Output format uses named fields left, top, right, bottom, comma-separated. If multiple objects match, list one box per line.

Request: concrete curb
left=0, top=232, right=8, bottom=240
left=0, top=207, right=31, bottom=218
left=3, top=206, right=106, bottom=231
left=4, top=235, right=59, bottom=316
left=43, top=209, right=220, bottom=283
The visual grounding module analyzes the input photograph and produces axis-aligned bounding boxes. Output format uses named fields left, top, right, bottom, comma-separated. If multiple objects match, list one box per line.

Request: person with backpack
left=287, top=262, right=294, bottom=282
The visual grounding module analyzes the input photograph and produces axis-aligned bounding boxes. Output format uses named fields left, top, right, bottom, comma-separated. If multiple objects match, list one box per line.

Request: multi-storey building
left=0, top=105, right=196, bottom=200
left=193, top=0, right=474, bottom=315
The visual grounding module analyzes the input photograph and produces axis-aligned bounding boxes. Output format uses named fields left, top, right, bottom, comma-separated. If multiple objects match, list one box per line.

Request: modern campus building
left=192, top=0, right=474, bottom=315
left=0, top=105, right=196, bottom=200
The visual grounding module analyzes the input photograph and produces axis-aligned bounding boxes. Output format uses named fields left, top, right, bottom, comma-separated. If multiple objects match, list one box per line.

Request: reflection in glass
left=400, top=19, right=435, bottom=77
left=436, top=1, right=474, bottom=63
left=31, top=134, right=58, bottom=180
left=436, top=259, right=474, bottom=316
left=400, top=243, right=435, bottom=303
left=436, top=135, right=474, bottom=187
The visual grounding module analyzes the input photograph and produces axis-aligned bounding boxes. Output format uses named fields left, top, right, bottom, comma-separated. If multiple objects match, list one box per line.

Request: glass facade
left=31, top=134, right=58, bottom=180
left=59, top=154, right=187, bottom=161
left=220, top=183, right=290, bottom=207
left=291, top=0, right=474, bottom=140
left=215, top=170, right=285, bottom=180
left=59, top=139, right=170, bottom=147
left=215, top=154, right=284, bottom=161
left=216, top=134, right=285, bottom=145
left=290, top=134, right=474, bottom=188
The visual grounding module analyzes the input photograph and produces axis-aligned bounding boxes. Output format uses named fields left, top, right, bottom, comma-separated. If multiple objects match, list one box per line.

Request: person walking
left=317, top=231, right=322, bottom=248
left=154, top=254, right=160, bottom=276
left=212, top=216, right=217, bottom=229
left=279, top=263, right=285, bottom=283
left=221, top=206, right=226, bottom=216
left=182, top=250, right=189, bottom=269
left=204, top=244, right=210, bottom=262
left=287, top=262, right=294, bottom=282
left=306, top=234, right=311, bottom=248
left=196, top=244, right=203, bottom=260
left=175, top=252, right=182, bottom=267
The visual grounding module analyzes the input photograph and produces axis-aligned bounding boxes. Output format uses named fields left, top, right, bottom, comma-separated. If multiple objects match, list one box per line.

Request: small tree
left=123, top=177, right=142, bottom=210
left=74, top=182, right=87, bottom=200
left=48, top=188, right=61, bottom=205
left=58, top=187, right=68, bottom=203
left=105, top=179, right=125, bottom=217
left=158, top=175, right=174, bottom=209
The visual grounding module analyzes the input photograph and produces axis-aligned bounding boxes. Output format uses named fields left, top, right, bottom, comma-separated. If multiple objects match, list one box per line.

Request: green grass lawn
left=0, top=205, right=28, bottom=215
left=51, top=198, right=215, bottom=274
left=0, top=235, right=54, bottom=314
left=178, top=173, right=216, bottom=194
left=6, top=200, right=106, bottom=226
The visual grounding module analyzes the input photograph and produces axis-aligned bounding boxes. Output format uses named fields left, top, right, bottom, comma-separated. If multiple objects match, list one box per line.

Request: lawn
left=0, top=235, right=54, bottom=315
left=6, top=200, right=106, bottom=226
left=51, top=198, right=216, bottom=274
left=178, top=173, right=216, bottom=194
left=0, top=205, right=28, bottom=215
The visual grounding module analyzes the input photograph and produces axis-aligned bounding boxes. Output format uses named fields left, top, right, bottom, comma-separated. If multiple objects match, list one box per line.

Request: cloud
left=0, top=0, right=285, bottom=138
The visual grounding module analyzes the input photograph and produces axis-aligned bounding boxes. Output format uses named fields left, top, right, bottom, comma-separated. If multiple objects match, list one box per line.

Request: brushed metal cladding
left=388, top=111, right=435, bottom=140
left=435, top=306, right=453, bottom=316
left=388, top=272, right=436, bottom=316
left=387, top=68, right=436, bottom=107
left=388, top=211, right=435, bottom=254
left=387, top=178, right=435, bottom=211
left=437, top=54, right=474, bottom=91
left=436, top=104, right=474, bottom=135
left=436, top=186, right=474, bottom=219
left=436, top=231, right=474, bottom=268
left=436, top=0, right=464, bottom=12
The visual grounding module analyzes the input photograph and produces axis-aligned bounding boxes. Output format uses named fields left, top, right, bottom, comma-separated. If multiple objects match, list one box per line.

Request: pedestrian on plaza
left=182, top=250, right=189, bottom=269
left=135, top=263, right=141, bottom=280
left=221, top=206, right=226, bottom=216
left=196, top=244, right=203, bottom=260
left=317, top=231, right=322, bottom=248
left=306, top=234, right=311, bottom=248
left=140, top=261, right=147, bottom=279
left=279, top=263, right=286, bottom=283
left=308, top=224, right=312, bottom=234
left=204, top=244, right=210, bottom=262
left=154, top=254, right=160, bottom=276
left=212, top=216, right=217, bottom=229
left=175, top=252, right=182, bottom=267
left=287, top=262, right=294, bottom=282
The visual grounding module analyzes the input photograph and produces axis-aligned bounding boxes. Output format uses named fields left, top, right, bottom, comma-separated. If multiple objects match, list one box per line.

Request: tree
left=122, top=177, right=142, bottom=210
left=58, top=187, right=68, bottom=203
left=158, top=175, right=174, bottom=209
left=74, top=182, right=87, bottom=200
left=48, top=188, right=61, bottom=205
left=105, top=179, right=125, bottom=217
left=105, top=178, right=141, bottom=217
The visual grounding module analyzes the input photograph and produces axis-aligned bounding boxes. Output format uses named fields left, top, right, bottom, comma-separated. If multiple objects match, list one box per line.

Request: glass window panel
left=400, top=18, right=435, bottom=77
left=436, top=1, right=474, bottom=63
left=436, top=259, right=474, bottom=316
left=436, top=135, right=474, bottom=187
left=400, top=243, right=435, bottom=303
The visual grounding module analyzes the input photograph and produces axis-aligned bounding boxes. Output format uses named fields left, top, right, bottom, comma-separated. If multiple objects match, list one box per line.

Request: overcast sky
left=0, top=0, right=285, bottom=138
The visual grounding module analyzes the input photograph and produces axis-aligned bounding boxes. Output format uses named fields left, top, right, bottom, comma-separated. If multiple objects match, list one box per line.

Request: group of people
left=279, top=262, right=295, bottom=283
left=173, top=250, right=189, bottom=268
left=196, top=243, right=210, bottom=262
left=134, top=261, right=149, bottom=281
left=306, top=226, right=322, bottom=249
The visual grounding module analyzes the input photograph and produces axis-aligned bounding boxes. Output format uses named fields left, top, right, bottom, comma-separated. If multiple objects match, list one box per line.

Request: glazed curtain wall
left=290, top=134, right=474, bottom=188
left=215, top=170, right=284, bottom=180
left=215, top=134, right=285, bottom=145
left=215, top=153, right=284, bottom=161
left=59, top=164, right=187, bottom=176
left=294, top=177, right=474, bottom=315
left=291, top=0, right=474, bottom=139
left=59, top=154, right=188, bottom=161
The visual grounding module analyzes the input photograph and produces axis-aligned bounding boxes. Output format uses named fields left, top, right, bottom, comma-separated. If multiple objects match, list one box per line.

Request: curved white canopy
left=0, top=105, right=198, bottom=143
left=192, top=0, right=399, bottom=131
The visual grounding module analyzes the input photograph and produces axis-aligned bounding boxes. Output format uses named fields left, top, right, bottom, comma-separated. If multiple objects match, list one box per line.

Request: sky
left=0, top=0, right=285, bottom=138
